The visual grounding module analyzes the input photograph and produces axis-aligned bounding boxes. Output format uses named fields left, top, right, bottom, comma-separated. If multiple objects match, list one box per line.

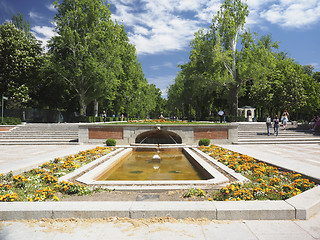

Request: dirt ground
left=56, top=189, right=209, bottom=202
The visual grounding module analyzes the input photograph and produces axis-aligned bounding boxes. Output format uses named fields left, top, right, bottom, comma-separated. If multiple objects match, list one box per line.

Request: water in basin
left=96, top=149, right=206, bottom=181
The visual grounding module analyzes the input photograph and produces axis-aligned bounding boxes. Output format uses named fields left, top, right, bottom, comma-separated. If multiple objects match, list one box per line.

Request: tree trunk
left=230, top=83, right=239, bottom=120
left=94, top=99, right=99, bottom=117
left=79, top=92, right=87, bottom=116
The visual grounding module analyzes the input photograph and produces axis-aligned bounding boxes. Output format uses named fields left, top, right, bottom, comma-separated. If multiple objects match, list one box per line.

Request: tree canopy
left=0, top=21, right=43, bottom=108
left=167, top=0, right=320, bottom=121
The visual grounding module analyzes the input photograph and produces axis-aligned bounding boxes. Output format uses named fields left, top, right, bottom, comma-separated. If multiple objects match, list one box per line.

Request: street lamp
left=1, top=95, right=8, bottom=124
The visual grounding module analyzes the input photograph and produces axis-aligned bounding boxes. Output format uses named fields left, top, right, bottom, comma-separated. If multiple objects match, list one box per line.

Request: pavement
left=0, top=143, right=320, bottom=239
left=0, top=144, right=99, bottom=175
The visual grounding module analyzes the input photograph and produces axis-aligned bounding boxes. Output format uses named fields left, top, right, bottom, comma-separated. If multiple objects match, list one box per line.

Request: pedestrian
left=313, top=115, right=320, bottom=131
left=102, top=111, right=107, bottom=122
left=281, top=110, right=289, bottom=130
left=218, top=109, right=224, bottom=123
left=273, top=115, right=279, bottom=136
left=266, top=115, right=272, bottom=136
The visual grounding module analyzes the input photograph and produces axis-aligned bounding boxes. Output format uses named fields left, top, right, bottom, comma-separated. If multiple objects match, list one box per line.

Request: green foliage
left=48, top=0, right=120, bottom=116
left=198, top=138, right=210, bottom=146
left=168, top=0, right=277, bottom=120
left=46, top=0, right=160, bottom=118
left=105, top=138, right=116, bottom=146
left=1, top=117, right=22, bottom=125
left=167, top=0, right=319, bottom=121
left=0, top=22, right=43, bottom=107
left=183, top=188, right=206, bottom=198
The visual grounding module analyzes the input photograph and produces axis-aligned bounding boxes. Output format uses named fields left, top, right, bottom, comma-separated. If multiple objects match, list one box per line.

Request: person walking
left=281, top=109, right=289, bottom=130
left=273, top=115, right=279, bottom=136
left=266, top=115, right=272, bottom=136
left=102, top=111, right=107, bottom=122
left=218, top=109, right=224, bottom=123
left=282, top=113, right=288, bottom=130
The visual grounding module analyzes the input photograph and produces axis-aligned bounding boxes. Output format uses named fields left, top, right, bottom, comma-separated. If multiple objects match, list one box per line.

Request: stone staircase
left=0, top=123, right=79, bottom=145
left=234, top=122, right=320, bottom=144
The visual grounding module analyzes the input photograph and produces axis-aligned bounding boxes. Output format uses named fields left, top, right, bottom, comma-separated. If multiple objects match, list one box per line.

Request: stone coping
left=60, top=147, right=244, bottom=190
left=79, top=123, right=238, bottom=127
left=0, top=186, right=319, bottom=221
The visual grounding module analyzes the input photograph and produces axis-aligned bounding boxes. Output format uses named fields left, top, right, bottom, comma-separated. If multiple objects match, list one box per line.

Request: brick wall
left=89, top=127, right=123, bottom=139
left=194, top=128, right=228, bottom=139
left=0, top=126, right=14, bottom=131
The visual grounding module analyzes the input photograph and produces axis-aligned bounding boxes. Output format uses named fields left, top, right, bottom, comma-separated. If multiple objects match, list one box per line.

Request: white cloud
left=195, top=1, right=221, bottom=22
left=147, top=74, right=176, bottom=97
left=309, top=62, right=320, bottom=71
left=31, top=25, right=56, bottom=48
left=109, top=0, right=208, bottom=55
left=108, top=0, right=320, bottom=55
left=29, top=11, right=43, bottom=20
left=46, top=4, right=56, bottom=12
left=150, top=62, right=175, bottom=70
left=260, top=1, right=320, bottom=28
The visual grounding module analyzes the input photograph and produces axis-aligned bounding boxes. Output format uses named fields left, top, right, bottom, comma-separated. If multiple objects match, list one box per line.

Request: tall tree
left=212, top=0, right=249, bottom=117
left=48, top=0, right=121, bottom=116
left=11, top=13, right=32, bottom=39
left=0, top=22, right=43, bottom=108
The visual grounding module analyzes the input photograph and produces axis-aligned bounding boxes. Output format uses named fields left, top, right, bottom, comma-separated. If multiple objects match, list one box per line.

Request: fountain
left=152, top=144, right=161, bottom=161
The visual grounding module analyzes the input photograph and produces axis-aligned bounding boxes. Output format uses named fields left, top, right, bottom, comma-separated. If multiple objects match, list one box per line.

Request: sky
left=1, top=0, right=320, bottom=98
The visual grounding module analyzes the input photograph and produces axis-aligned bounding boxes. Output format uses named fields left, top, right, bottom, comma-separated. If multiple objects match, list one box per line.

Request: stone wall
left=79, top=123, right=238, bottom=145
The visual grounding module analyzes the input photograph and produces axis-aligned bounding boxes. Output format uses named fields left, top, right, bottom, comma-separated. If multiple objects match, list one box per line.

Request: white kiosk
left=238, top=106, right=256, bottom=122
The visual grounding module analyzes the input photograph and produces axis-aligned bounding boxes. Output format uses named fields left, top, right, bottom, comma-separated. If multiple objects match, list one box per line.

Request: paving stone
left=148, top=222, right=204, bottom=240
left=294, top=211, right=320, bottom=239
left=245, top=220, right=315, bottom=240
left=202, top=221, right=257, bottom=240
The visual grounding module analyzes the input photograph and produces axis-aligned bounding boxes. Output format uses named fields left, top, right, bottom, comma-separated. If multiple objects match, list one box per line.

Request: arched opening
left=135, top=130, right=182, bottom=144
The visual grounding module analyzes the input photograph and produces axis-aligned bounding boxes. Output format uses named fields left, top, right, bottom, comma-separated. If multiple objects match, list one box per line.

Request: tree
left=212, top=0, right=249, bottom=117
left=48, top=0, right=121, bottom=116
left=11, top=13, right=32, bottom=39
left=111, top=24, right=149, bottom=118
left=0, top=22, right=43, bottom=108
left=248, top=58, right=315, bottom=119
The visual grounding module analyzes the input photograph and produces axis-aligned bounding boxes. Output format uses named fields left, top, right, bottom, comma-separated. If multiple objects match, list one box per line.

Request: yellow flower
left=53, top=195, right=59, bottom=201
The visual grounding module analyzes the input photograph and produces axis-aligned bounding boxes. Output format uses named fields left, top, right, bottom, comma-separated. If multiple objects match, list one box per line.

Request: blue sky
left=1, top=0, right=320, bottom=98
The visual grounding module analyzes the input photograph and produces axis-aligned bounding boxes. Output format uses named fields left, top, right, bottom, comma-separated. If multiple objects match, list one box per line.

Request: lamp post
left=1, top=95, right=8, bottom=124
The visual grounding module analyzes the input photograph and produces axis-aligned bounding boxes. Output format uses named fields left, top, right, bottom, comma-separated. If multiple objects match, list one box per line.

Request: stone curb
left=1, top=190, right=319, bottom=221
left=286, top=185, right=320, bottom=219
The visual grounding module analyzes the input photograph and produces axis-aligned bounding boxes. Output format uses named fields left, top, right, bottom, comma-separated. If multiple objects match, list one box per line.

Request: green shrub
left=105, top=138, right=116, bottom=146
left=94, top=116, right=103, bottom=122
left=75, top=116, right=90, bottom=122
left=1, top=117, right=21, bottom=125
left=105, top=117, right=114, bottom=122
left=198, top=138, right=210, bottom=146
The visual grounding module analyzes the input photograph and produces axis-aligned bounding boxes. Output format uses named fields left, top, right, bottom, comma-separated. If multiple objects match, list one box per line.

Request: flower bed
left=184, top=145, right=315, bottom=201
left=110, top=119, right=226, bottom=124
left=0, top=146, right=115, bottom=202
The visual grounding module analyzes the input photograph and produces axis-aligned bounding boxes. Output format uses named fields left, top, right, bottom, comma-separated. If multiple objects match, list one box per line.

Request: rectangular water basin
left=76, top=147, right=230, bottom=189
left=97, top=148, right=208, bottom=181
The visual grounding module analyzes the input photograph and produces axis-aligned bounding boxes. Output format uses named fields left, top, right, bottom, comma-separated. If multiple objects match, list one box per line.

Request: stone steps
left=235, top=123, right=320, bottom=144
left=0, top=140, right=79, bottom=145
left=0, top=123, right=79, bottom=145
